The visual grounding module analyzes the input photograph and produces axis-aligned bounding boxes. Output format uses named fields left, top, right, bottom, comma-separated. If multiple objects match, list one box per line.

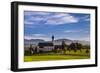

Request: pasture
left=24, top=49, right=90, bottom=62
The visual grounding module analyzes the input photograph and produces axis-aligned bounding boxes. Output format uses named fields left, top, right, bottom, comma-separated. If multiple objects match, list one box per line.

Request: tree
left=34, top=47, right=38, bottom=54
left=86, top=49, right=89, bottom=54
left=29, top=44, right=34, bottom=55
left=62, top=41, right=67, bottom=54
left=83, top=45, right=90, bottom=49
left=68, top=43, right=76, bottom=52
left=75, top=42, right=82, bottom=52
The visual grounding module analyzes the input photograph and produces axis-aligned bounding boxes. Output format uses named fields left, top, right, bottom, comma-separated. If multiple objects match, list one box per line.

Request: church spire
left=52, top=35, right=54, bottom=43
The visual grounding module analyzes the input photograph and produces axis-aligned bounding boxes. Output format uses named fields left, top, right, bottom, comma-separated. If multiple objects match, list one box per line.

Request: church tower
left=52, top=35, right=54, bottom=43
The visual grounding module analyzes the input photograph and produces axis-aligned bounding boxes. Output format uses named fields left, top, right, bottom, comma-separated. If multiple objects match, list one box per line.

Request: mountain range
left=24, top=38, right=90, bottom=46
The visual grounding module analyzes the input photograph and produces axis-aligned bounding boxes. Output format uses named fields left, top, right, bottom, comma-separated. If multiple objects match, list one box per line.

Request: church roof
left=38, top=42, right=54, bottom=46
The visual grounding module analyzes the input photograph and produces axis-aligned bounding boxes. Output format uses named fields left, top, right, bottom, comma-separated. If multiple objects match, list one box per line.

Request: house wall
left=38, top=46, right=54, bottom=52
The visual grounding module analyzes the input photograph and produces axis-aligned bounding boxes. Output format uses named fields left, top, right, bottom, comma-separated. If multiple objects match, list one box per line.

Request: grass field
left=24, top=49, right=90, bottom=62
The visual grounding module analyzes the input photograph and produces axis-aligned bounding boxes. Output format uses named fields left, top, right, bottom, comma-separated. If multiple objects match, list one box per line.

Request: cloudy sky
left=24, top=11, right=90, bottom=41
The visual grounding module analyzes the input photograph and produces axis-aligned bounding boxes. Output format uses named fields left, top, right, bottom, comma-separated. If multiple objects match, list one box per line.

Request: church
left=28, top=35, right=66, bottom=54
left=37, top=35, right=55, bottom=52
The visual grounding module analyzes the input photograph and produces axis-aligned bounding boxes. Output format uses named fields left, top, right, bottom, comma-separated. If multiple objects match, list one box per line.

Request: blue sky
left=24, top=11, right=90, bottom=41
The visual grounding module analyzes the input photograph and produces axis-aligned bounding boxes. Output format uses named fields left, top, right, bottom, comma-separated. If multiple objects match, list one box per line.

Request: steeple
left=52, top=35, right=54, bottom=43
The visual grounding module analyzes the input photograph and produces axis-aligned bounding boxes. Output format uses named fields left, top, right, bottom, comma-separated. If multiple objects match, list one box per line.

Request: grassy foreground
left=24, top=49, right=90, bottom=62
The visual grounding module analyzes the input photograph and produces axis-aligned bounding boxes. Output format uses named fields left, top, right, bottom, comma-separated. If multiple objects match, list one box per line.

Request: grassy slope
left=24, top=49, right=90, bottom=62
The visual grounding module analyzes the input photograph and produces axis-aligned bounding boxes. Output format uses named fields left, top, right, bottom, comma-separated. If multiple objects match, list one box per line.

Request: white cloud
left=25, top=33, right=51, bottom=41
left=24, top=21, right=35, bottom=25
left=45, top=13, right=78, bottom=25
left=24, top=11, right=51, bottom=16
left=80, top=15, right=90, bottom=21
left=45, top=16, right=78, bottom=25
left=64, top=30, right=81, bottom=33
left=24, top=11, right=79, bottom=26
left=32, top=34, right=45, bottom=37
left=84, top=18, right=90, bottom=21
left=24, top=35, right=51, bottom=41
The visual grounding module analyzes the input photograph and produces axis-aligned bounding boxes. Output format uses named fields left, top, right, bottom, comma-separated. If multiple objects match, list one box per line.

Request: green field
left=24, top=49, right=90, bottom=62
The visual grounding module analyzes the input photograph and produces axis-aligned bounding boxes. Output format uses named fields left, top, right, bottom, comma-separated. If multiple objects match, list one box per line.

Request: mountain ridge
left=24, top=38, right=90, bottom=45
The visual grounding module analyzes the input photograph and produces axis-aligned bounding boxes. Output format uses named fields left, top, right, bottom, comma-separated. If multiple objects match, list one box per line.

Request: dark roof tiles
left=38, top=42, right=54, bottom=46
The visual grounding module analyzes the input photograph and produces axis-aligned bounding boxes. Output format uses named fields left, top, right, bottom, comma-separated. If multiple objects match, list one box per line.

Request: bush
left=24, top=50, right=31, bottom=56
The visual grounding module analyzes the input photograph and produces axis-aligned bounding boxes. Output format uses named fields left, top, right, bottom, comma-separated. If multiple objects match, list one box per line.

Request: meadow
left=24, top=49, right=90, bottom=62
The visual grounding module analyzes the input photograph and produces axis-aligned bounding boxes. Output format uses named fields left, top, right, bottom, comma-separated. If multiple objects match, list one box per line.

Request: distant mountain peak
left=55, top=38, right=72, bottom=42
left=25, top=39, right=45, bottom=41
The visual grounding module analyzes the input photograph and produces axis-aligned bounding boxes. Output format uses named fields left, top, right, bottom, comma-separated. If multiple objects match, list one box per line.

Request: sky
left=24, top=11, right=90, bottom=41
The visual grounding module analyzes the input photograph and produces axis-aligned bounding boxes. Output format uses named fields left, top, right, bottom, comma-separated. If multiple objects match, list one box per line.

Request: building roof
left=38, top=42, right=54, bottom=46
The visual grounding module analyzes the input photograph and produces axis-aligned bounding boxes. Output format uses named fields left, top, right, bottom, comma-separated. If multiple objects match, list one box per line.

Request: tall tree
left=62, top=41, right=67, bottom=54
left=75, top=42, right=82, bottom=52
left=29, top=44, right=34, bottom=55
left=68, top=43, right=76, bottom=52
